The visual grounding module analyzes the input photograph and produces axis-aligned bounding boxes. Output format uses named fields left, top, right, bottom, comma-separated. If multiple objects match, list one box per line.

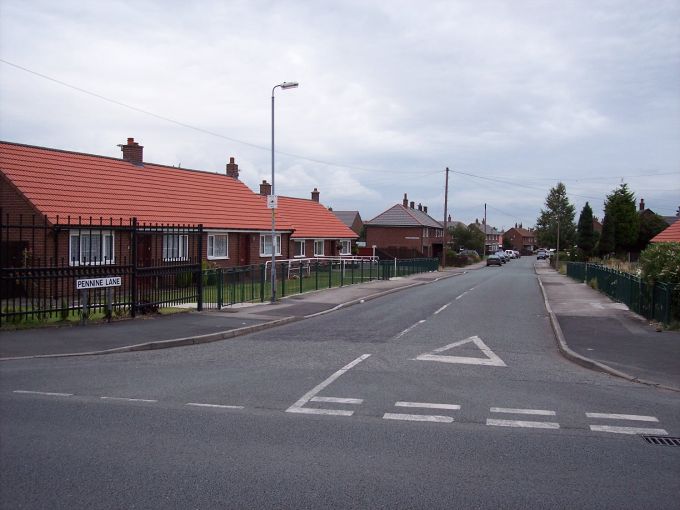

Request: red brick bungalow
left=0, top=138, right=356, bottom=270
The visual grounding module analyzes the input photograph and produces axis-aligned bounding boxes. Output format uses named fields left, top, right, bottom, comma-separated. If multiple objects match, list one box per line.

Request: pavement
left=2, top=259, right=679, bottom=392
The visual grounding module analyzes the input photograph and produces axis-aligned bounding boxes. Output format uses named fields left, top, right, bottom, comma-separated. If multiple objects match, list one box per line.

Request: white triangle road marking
left=415, top=336, right=507, bottom=367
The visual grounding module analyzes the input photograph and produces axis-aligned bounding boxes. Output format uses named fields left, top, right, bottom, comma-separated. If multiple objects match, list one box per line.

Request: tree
left=598, top=213, right=615, bottom=256
left=637, top=212, right=668, bottom=252
left=535, top=182, right=576, bottom=249
left=449, top=224, right=484, bottom=255
left=576, top=202, right=595, bottom=257
left=603, top=183, right=639, bottom=254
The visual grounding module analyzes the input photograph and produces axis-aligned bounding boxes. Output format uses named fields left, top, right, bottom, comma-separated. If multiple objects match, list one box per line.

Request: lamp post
left=270, top=81, right=299, bottom=304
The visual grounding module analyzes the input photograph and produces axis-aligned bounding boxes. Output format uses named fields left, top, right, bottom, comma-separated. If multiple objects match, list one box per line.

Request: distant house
left=651, top=220, right=680, bottom=243
left=503, top=226, right=536, bottom=254
left=364, top=193, right=443, bottom=259
left=331, top=210, right=363, bottom=237
left=472, top=219, right=502, bottom=254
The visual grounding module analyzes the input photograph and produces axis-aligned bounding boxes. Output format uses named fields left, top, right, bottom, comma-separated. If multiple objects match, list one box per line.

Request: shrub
left=639, top=242, right=680, bottom=286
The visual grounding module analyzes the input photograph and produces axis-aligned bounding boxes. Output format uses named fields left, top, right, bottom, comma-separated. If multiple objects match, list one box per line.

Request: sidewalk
left=536, top=262, right=680, bottom=392
left=0, top=265, right=477, bottom=360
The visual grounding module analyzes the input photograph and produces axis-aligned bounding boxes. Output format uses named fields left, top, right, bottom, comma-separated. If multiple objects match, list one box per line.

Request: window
left=314, top=240, right=324, bottom=256
left=339, top=240, right=351, bottom=255
left=208, top=234, right=228, bottom=259
left=294, top=240, right=305, bottom=257
left=69, top=231, right=114, bottom=265
left=423, top=228, right=429, bottom=238
left=260, top=234, right=281, bottom=256
left=163, top=234, right=189, bottom=261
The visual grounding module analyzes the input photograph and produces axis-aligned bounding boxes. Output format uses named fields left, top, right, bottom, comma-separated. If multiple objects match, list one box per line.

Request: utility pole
left=484, top=203, right=487, bottom=255
left=442, top=167, right=449, bottom=267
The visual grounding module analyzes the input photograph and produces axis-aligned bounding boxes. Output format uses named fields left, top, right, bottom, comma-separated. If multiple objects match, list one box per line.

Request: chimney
left=417, top=203, right=422, bottom=211
left=120, top=137, right=143, bottom=166
left=410, top=201, right=415, bottom=209
left=423, top=206, right=428, bottom=214
left=639, top=198, right=645, bottom=211
left=311, top=188, right=320, bottom=202
left=226, top=157, right=239, bottom=179
left=448, top=214, right=451, bottom=222
left=259, top=180, right=272, bottom=196
left=403, top=193, right=409, bottom=207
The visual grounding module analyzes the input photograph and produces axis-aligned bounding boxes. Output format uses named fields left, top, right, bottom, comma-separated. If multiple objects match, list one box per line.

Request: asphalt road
left=1, top=258, right=679, bottom=509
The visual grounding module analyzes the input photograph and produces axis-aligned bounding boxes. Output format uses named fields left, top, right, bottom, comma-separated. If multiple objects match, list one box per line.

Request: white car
left=504, top=250, right=516, bottom=259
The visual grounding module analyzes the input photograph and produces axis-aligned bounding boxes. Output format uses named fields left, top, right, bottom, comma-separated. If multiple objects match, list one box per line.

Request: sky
left=1, top=0, right=679, bottom=230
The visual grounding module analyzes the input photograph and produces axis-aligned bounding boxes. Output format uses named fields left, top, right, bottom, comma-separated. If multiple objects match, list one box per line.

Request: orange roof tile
left=275, top=196, right=358, bottom=239
left=651, top=219, right=680, bottom=243
left=0, top=141, right=292, bottom=231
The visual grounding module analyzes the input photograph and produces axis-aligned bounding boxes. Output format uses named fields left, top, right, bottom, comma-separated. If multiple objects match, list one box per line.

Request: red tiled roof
left=0, top=141, right=292, bottom=231
left=275, top=196, right=357, bottom=239
left=651, top=219, right=680, bottom=243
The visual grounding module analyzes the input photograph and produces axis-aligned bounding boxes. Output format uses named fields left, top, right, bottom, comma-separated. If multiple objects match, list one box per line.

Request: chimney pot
left=410, top=201, right=415, bottom=209
left=423, top=206, right=428, bottom=214
left=226, top=157, right=239, bottom=179
left=120, top=137, right=143, bottom=166
left=403, top=193, right=408, bottom=207
left=259, top=180, right=272, bottom=196
left=639, top=198, right=645, bottom=211
left=417, top=203, right=422, bottom=211
left=311, top=188, right=320, bottom=202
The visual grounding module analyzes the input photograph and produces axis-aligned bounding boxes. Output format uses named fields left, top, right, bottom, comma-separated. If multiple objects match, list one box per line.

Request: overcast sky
left=1, top=0, right=679, bottom=229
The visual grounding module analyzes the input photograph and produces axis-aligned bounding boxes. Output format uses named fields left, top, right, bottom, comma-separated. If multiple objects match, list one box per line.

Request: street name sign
left=76, top=277, right=122, bottom=290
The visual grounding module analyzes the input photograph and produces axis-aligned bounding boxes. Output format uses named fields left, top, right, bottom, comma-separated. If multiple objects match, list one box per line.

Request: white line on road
left=455, top=292, right=467, bottom=301
left=589, top=425, right=668, bottom=435
left=310, top=397, right=363, bottom=404
left=586, top=413, right=659, bottom=422
left=395, top=402, right=461, bottom=410
left=433, top=303, right=451, bottom=315
left=415, top=336, right=507, bottom=367
left=185, top=403, right=245, bottom=409
left=395, top=320, right=426, bottom=339
left=100, top=397, right=158, bottom=403
left=491, top=407, right=556, bottom=416
left=383, top=413, right=454, bottom=423
left=486, top=419, right=560, bottom=429
left=13, top=390, right=73, bottom=397
left=287, top=407, right=355, bottom=416
left=286, top=354, right=371, bottom=415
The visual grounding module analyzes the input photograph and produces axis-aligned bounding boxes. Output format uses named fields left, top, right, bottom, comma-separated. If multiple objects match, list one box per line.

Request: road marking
left=286, top=354, right=371, bottom=416
left=415, top=336, right=507, bottom=367
left=383, top=413, right=454, bottom=423
left=589, top=425, right=668, bottom=435
left=491, top=407, right=556, bottom=416
left=100, top=397, right=158, bottom=403
left=586, top=413, right=659, bottom=422
left=13, top=390, right=73, bottom=397
left=395, top=402, right=461, bottom=410
left=455, top=291, right=468, bottom=300
left=310, top=396, right=363, bottom=404
left=395, top=320, right=426, bottom=339
left=186, top=403, right=245, bottom=409
left=487, top=419, right=560, bottom=429
left=433, top=303, right=451, bottom=315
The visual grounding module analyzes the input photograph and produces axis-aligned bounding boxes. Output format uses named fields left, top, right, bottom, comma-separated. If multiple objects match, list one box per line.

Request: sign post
left=75, top=277, right=122, bottom=325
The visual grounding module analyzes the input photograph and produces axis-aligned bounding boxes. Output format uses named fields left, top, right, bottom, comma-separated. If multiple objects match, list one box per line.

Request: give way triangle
left=415, top=336, right=507, bottom=367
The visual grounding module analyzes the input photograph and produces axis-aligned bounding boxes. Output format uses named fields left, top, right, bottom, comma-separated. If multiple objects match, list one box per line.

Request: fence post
left=216, top=268, right=223, bottom=309
left=196, top=225, right=203, bottom=311
left=281, top=261, right=286, bottom=298
left=130, top=217, right=138, bottom=317
left=260, top=264, right=265, bottom=302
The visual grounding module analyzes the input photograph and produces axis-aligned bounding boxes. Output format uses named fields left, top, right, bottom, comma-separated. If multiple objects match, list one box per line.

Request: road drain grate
left=642, top=435, right=680, bottom=446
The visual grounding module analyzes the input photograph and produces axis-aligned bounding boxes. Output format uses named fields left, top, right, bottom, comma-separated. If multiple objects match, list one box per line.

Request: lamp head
left=280, top=81, right=299, bottom=89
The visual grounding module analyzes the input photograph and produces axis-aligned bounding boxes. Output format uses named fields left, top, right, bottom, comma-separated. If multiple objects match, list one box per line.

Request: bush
left=639, top=242, right=680, bottom=286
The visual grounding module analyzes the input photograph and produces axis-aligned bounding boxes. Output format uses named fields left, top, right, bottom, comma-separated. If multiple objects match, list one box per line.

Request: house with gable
left=0, top=138, right=357, bottom=271
left=364, top=193, right=443, bottom=259
left=503, top=224, right=536, bottom=254
left=331, top=210, right=363, bottom=237
left=472, top=219, right=502, bottom=254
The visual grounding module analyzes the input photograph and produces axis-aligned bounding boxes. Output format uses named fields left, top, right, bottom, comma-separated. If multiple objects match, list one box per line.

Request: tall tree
left=449, top=224, right=484, bottom=255
left=603, top=183, right=639, bottom=253
left=576, top=202, right=595, bottom=257
left=535, top=182, right=576, bottom=249
left=598, top=213, right=615, bottom=256
left=637, top=212, right=668, bottom=251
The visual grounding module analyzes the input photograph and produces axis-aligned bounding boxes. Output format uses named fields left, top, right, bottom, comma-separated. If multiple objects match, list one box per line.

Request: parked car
left=513, top=250, right=521, bottom=258
left=536, top=250, right=548, bottom=260
left=495, top=250, right=508, bottom=262
left=505, top=250, right=516, bottom=259
left=486, top=254, right=502, bottom=266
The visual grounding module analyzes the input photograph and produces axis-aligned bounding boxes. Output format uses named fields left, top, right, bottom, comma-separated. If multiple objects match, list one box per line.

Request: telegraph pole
left=442, top=167, right=449, bottom=267
left=484, top=203, right=487, bottom=255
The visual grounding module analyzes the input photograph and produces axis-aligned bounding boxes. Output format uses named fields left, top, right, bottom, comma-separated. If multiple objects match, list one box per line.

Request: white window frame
left=163, top=234, right=189, bottom=261
left=293, top=240, right=306, bottom=258
left=339, top=240, right=351, bottom=256
left=423, top=228, right=429, bottom=238
left=69, top=230, right=115, bottom=266
left=207, top=233, right=229, bottom=260
left=314, top=239, right=325, bottom=257
left=259, top=234, right=282, bottom=257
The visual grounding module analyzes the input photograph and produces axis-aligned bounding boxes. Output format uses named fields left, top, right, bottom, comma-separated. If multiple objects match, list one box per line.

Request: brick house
left=331, top=210, right=363, bottom=237
left=503, top=225, right=536, bottom=254
left=651, top=220, right=680, bottom=243
left=0, top=138, right=356, bottom=271
left=472, top=219, right=502, bottom=254
left=364, top=194, right=443, bottom=259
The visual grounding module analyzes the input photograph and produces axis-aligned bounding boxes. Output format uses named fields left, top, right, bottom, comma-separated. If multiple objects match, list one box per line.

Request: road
left=1, top=258, right=678, bottom=509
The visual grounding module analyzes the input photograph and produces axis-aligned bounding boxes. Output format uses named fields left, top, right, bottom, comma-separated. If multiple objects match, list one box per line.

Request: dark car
left=486, top=254, right=502, bottom=266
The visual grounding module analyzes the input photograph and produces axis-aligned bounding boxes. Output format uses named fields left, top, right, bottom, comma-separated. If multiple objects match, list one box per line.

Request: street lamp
left=270, top=81, right=299, bottom=303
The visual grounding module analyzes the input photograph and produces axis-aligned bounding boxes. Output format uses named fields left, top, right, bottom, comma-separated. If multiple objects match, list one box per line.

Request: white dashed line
left=383, top=413, right=454, bottom=423
left=585, top=413, right=659, bottom=422
left=589, top=425, right=668, bottom=435
left=310, top=397, right=363, bottom=404
left=286, top=354, right=371, bottom=416
left=486, top=419, right=560, bottom=429
left=433, top=303, right=451, bottom=315
left=491, top=407, right=556, bottom=416
left=455, top=292, right=467, bottom=300
left=185, top=403, right=245, bottom=409
left=13, top=390, right=73, bottom=397
left=100, top=397, right=158, bottom=403
left=395, top=402, right=461, bottom=410
left=395, top=320, right=426, bottom=339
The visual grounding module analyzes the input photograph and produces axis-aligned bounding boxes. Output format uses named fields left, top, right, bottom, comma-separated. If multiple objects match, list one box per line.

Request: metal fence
left=566, top=262, right=679, bottom=325
left=202, top=257, right=439, bottom=309
left=1, top=212, right=203, bottom=326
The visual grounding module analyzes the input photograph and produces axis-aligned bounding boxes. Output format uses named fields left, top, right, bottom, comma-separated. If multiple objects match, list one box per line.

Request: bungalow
left=331, top=210, right=363, bottom=237
left=651, top=220, right=680, bottom=243
left=364, top=193, right=443, bottom=259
